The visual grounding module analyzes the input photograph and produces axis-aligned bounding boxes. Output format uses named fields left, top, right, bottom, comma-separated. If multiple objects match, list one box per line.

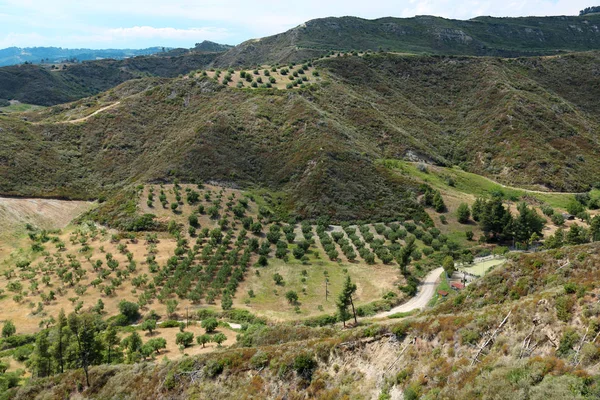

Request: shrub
left=213, top=333, right=227, bottom=346
left=250, top=350, right=269, bottom=369
left=541, top=205, right=554, bottom=216
left=564, top=282, right=577, bottom=294
left=285, top=291, right=299, bottom=305
left=391, top=322, right=410, bottom=339
left=108, top=314, right=129, bottom=327
left=118, top=300, right=140, bottom=322
left=460, top=329, right=479, bottom=345
left=303, top=314, right=337, bottom=327
left=557, top=328, right=579, bottom=357
left=293, top=353, right=317, bottom=380
left=202, top=317, right=218, bottom=333
left=175, top=331, right=194, bottom=348
left=1, top=321, right=16, bottom=338
left=555, top=295, right=574, bottom=322
left=457, top=203, right=470, bottom=223
left=204, top=359, right=224, bottom=377
left=551, top=213, right=565, bottom=226
left=404, top=386, right=419, bottom=400
left=197, top=309, right=218, bottom=320
left=160, top=320, right=181, bottom=328
left=273, top=273, right=284, bottom=285
left=580, top=342, right=599, bottom=365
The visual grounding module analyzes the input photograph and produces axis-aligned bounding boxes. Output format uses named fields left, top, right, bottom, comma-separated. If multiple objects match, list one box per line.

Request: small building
left=562, top=213, right=575, bottom=220
left=451, top=282, right=465, bottom=290
left=438, top=290, right=449, bottom=297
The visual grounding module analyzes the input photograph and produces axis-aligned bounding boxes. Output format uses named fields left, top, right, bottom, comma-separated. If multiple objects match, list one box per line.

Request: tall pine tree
left=337, top=275, right=358, bottom=327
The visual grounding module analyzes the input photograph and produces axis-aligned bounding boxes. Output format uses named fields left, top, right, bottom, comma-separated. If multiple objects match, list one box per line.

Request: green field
left=462, top=258, right=506, bottom=276
left=0, top=102, right=45, bottom=113
left=379, top=159, right=578, bottom=210
left=236, top=251, right=398, bottom=320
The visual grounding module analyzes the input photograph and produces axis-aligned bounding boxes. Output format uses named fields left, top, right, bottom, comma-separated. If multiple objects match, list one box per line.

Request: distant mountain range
left=0, top=46, right=172, bottom=67
left=0, top=41, right=235, bottom=67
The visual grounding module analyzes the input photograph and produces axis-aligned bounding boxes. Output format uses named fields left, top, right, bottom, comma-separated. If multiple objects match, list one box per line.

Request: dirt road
left=64, top=102, right=120, bottom=124
left=374, top=267, right=443, bottom=318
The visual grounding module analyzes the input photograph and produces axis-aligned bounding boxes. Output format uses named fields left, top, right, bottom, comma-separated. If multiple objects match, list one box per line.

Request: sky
left=0, top=0, right=596, bottom=49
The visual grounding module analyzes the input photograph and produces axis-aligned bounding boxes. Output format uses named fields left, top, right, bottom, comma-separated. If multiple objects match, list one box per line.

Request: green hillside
left=215, top=14, right=600, bottom=66
left=2, top=52, right=600, bottom=225
left=0, top=52, right=222, bottom=106
left=5, top=9, right=600, bottom=400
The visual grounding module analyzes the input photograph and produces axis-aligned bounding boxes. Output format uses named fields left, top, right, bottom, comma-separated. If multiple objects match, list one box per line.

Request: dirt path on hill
left=373, top=267, right=444, bottom=318
left=56, top=101, right=120, bottom=124
left=64, top=102, right=120, bottom=123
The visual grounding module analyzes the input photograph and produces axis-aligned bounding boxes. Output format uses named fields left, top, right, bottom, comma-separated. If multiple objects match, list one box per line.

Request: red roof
left=438, top=290, right=449, bottom=297
left=451, top=282, right=465, bottom=289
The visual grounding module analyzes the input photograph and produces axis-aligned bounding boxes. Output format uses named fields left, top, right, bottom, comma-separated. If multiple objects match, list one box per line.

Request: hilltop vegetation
left=5, top=13, right=600, bottom=106
left=0, top=52, right=222, bottom=106
left=193, top=40, right=233, bottom=53
left=215, top=14, right=600, bottom=66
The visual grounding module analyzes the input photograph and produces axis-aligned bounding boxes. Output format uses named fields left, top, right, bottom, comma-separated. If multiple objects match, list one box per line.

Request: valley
left=2, top=7, right=600, bottom=400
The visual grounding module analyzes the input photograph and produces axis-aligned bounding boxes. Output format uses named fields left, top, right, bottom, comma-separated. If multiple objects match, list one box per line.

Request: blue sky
left=0, top=0, right=594, bottom=49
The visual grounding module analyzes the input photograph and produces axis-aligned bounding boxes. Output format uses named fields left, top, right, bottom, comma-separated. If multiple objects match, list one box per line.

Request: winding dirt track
left=64, top=102, right=120, bottom=123
left=373, top=267, right=444, bottom=318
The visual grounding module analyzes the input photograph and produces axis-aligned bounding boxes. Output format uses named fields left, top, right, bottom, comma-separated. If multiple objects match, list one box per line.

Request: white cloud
left=0, top=26, right=231, bottom=48
left=101, top=26, right=230, bottom=41
left=0, top=32, right=47, bottom=48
